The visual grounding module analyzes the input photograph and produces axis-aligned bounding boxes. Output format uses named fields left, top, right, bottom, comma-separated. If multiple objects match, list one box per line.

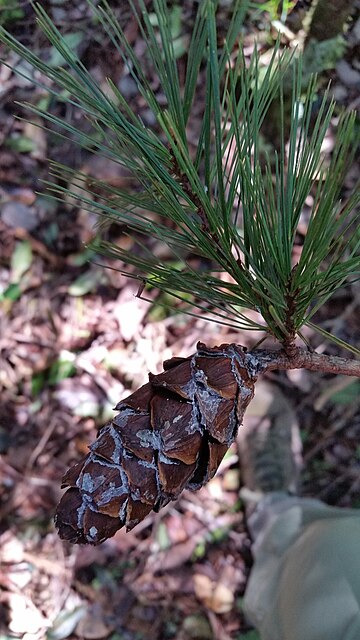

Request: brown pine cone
left=55, top=342, right=258, bottom=544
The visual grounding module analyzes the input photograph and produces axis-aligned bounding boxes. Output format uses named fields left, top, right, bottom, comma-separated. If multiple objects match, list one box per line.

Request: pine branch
left=245, top=346, right=360, bottom=377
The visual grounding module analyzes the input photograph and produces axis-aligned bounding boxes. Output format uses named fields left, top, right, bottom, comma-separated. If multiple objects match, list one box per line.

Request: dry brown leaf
left=7, top=592, right=47, bottom=635
left=193, top=574, right=234, bottom=614
left=146, top=530, right=208, bottom=574
left=113, top=284, right=150, bottom=342
left=23, top=120, right=47, bottom=161
left=75, top=608, right=114, bottom=639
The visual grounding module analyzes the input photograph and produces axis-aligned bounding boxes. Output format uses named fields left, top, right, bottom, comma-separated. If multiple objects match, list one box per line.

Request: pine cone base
left=55, top=343, right=257, bottom=544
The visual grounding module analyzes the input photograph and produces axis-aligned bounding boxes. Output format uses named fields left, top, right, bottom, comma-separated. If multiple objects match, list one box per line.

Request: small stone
left=141, top=108, right=157, bottom=126
left=118, top=74, right=138, bottom=99
left=336, top=60, right=360, bottom=88
left=1, top=202, right=38, bottom=231
left=352, top=18, right=360, bottom=43
left=331, top=84, right=348, bottom=102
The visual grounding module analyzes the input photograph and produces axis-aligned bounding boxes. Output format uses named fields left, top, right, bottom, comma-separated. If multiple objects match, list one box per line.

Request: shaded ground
left=1, top=2, right=360, bottom=639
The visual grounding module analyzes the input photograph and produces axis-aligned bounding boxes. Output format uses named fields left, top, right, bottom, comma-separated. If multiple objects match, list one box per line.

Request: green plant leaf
left=48, top=354, right=76, bottom=385
left=0, top=283, right=21, bottom=302
left=31, top=372, right=46, bottom=396
left=331, top=380, right=360, bottom=405
left=5, top=135, right=36, bottom=153
left=47, top=31, right=84, bottom=67
left=68, top=268, right=104, bottom=296
left=10, top=240, right=33, bottom=282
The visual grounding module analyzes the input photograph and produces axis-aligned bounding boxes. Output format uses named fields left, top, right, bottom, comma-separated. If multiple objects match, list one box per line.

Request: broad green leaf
left=48, top=353, right=76, bottom=385
left=68, top=268, right=104, bottom=296
left=0, top=283, right=21, bottom=302
left=331, top=380, right=360, bottom=406
left=47, top=31, right=84, bottom=67
left=10, top=240, right=33, bottom=282
left=6, top=136, right=36, bottom=153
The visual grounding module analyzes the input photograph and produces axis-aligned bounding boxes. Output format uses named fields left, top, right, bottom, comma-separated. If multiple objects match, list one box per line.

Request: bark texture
left=306, top=0, right=353, bottom=43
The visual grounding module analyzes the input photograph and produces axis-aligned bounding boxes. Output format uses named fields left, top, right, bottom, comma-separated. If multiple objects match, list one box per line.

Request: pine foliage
left=0, top=0, right=359, bottom=350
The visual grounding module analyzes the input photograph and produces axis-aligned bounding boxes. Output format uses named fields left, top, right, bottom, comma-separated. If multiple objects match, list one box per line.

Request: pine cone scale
left=111, top=414, right=154, bottom=462
left=151, top=394, right=202, bottom=464
left=120, top=452, right=158, bottom=505
left=158, top=456, right=197, bottom=495
left=150, top=359, right=194, bottom=399
left=194, top=356, right=238, bottom=399
left=208, top=441, right=229, bottom=477
left=126, top=499, right=153, bottom=531
left=115, top=382, right=153, bottom=412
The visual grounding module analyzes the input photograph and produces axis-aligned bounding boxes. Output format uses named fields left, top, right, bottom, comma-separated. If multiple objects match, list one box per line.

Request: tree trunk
left=261, top=0, right=353, bottom=149
left=305, top=0, right=354, bottom=43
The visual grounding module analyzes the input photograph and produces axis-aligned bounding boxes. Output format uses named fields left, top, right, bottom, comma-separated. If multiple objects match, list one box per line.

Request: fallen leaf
left=23, top=120, right=47, bottom=160
left=182, top=613, right=213, bottom=639
left=48, top=606, right=86, bottom=640
left=8, top=593, right=47, bottom=635
left=10, top=240, right=33, bottom=282
left=1, top=202, right=38, bottom=231
left=193, top=574, right=234, bottom=614
left=113, top=285, right=149, bottom=341
left=0, top=534, right=24, bottom=563
left=147, top=533, right=206, bottom=573
left=75, top=607, right=114, bottom=639
left=68, top=268, right=104, bottom=296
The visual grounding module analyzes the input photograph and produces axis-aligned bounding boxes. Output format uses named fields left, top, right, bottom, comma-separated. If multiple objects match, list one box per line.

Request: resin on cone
left=55, top=343, right=257, bottom=544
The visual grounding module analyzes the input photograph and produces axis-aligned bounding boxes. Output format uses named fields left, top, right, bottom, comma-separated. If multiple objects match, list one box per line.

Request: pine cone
left=55, top=343, right=258, bottom=544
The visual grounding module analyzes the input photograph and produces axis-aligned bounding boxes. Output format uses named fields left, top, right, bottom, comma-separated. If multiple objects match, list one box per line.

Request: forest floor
left=1, top=2, right=360, bottom=639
